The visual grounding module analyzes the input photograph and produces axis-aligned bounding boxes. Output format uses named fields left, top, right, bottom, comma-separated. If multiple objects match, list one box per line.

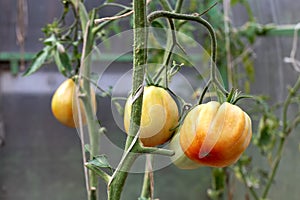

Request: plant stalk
left=79, top=9, right=99, bottom=200
left=108, top=0, right=148, bottom=199
left=140, top=155, right=154, bottom=199
left=262, top=75, right=300, bottom=198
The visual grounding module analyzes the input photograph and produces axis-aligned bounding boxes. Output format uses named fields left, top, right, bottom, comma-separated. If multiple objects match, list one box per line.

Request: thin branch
left=76, top=19, right=91, bottom=195
left=223, top=0, right=233, bottom=88
left=148, top=12, right=217, bottom=76
left=108, top=130, right=141, bottom=187
left=85, top=163, right=112, bottom=184
left=93, top=9, right=132, bottom=33
left=158, top=0, right=173, bottom=11
left=262, top=75, right=300, bottom=198
left=139, top=146, right=175, bottom=156
left=174, top=0, right=184, bottom=13
left=198, top=80, right=211, bottom=104
left=140, top=155, right=154, bottom=199
left=94, top=10, right=133, bottom=24
left=97, top=2, right=132, bottom=10
left=238, top=166, right=260, bottom=200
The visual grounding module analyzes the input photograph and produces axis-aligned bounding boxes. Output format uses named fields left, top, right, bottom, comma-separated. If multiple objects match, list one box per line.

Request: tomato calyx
left=226, top=88, right=253, bottom=105
left=197, top=81, right=253, bottom=105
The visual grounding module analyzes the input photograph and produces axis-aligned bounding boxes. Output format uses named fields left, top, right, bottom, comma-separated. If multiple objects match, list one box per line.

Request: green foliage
left=24, top=0, right=128, bottom=77
left=23, top=46, right=52, bottom=76
left=254, top=114, right=279, bottom=155
left=87, top=155, right=112, bottom=171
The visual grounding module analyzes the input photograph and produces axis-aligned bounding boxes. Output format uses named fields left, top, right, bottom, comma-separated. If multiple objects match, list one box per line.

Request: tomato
left=124, top=86, right=179, bottom=147
left=169, top=132, right=201, bottom=169
left=51, top=78, right=96, bottom=128
left=179, top=101, right=252, bottom=167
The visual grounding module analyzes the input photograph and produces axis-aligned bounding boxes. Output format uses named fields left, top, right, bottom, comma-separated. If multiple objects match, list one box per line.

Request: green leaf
left=23, top=46, right=52, bottom=76
left=54, top=44, right=72, bottom=77
left=88, top=155, right=112, bottom=171
left=78, top=2, right=89, bottom=32
left=44, top=34, right=57, bottom=46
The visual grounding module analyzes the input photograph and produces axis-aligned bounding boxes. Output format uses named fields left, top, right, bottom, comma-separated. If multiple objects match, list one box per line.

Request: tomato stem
left=198, top=80, right=211, bottom=104
left=79, top=13, right=99, bottom=200
left=140, top=155, right=154, bottom=199
left=148, top=10, right=229, bottom=101
left=108, top=0, right=148, bottom=199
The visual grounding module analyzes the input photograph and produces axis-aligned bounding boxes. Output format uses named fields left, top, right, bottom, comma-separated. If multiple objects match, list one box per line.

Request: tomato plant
left=23, top=0, right=300, bottom=200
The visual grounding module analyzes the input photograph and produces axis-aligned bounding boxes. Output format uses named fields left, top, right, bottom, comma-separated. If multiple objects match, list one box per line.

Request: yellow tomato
left=51, top=79, right=96, bottom=128
left=179, top=101, right=252, bottom=167
left=124, top=86, right=179, bottom=147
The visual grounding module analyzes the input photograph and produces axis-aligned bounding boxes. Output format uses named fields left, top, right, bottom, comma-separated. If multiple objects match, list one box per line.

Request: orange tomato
left=51, top=78, right=96, bottom=128
left=124, top=86, right=179, bottom=147
left=179, top=101, right=252, bottom=167
left=169, top=132, right=201, bottom=169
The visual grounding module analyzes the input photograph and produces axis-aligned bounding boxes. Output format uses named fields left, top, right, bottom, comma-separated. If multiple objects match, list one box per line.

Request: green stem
left=238, top=166, right=259, bottom=200
left=161, top=18, right=176, bottom=88
left=125, top=0, right=148, bottom=150
left=262, top=75, right=300, bottom=198
left=148, top=11, right=217, bottom=65
left=93, top=8, right=132, bottom=33
left=174, top=0, right=184, bottom=13
left=158, top=0, right=173, bottom=11
left=140, top=155, right=154, bottom=199
left=85, top=163, right=111, bottom=184
left=108, top=153, right=139, bottom=200
left=79, top=9, right=100, bottom=200
left=140, top=171, right=151, bottom=198
left=198, top=80, right=211, bottom=104
left=139, top=146, right=175, bottom=156
left=107, top=0, right=148, bottom=199
left=148, top=11, right=228, bottom=96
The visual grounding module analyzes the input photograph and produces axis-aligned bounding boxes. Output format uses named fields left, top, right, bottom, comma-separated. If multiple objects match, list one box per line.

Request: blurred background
left=0, top=0, right=300, bottom=200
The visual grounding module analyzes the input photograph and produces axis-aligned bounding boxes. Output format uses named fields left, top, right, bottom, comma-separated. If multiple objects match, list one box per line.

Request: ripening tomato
left=124, top=86, right=179, bottom=147
left=169, top=132, right=201, bottom=169
left=179, top=101, right=252, bottom=167
left=51, top=78, right=96, bottom=128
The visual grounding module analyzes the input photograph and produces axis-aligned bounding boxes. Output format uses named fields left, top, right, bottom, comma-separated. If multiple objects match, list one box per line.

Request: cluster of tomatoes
left=51, top=79, right=252, bottom=169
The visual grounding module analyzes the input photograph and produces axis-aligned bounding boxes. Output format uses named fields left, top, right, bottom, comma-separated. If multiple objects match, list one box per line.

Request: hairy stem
left=107, top=0, right=148, bottom=199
